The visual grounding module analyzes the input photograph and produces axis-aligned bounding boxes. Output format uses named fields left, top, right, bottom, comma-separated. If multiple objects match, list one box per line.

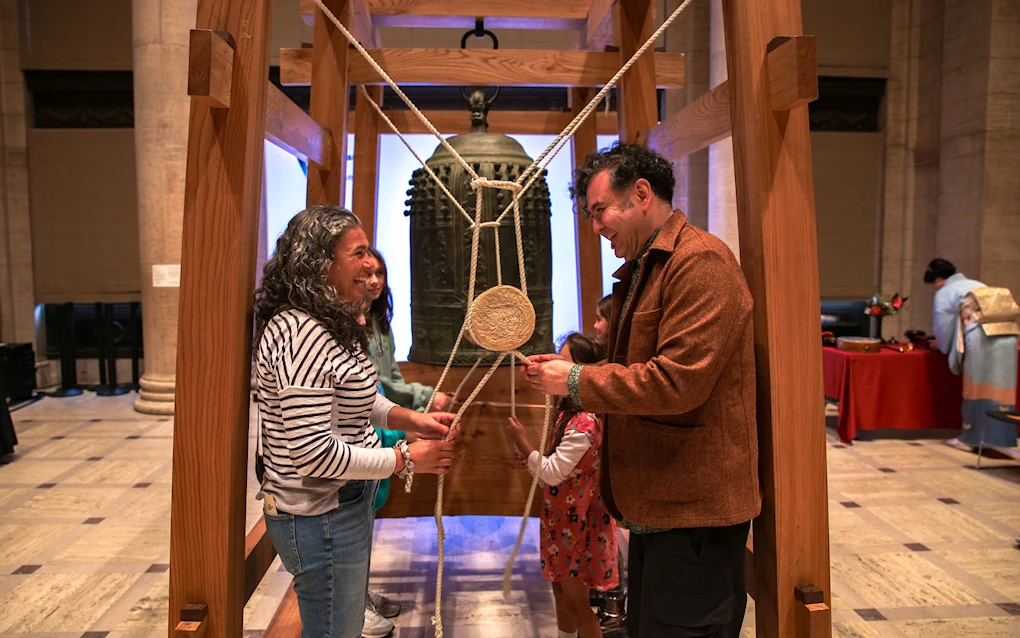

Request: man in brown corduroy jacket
left=526, top=143, right=761, bottom=638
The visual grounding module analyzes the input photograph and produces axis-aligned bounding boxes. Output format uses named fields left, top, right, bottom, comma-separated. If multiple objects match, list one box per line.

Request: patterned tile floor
left=0, top=394, right=1018, bottom=637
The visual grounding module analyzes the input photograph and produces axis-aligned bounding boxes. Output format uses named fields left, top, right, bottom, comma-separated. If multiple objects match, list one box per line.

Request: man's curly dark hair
left=253, top=205, right=368, bottom=355
left=569, top=142, right=675, bottom=214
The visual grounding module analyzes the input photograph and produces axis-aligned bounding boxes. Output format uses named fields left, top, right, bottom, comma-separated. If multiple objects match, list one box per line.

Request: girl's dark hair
left=365, top=247, right=394, bottom=336
left=597, top=294, right=613, bottom=321
left=548, top=332, right=606, bottom=453
left=253, top=205, right=367, bottom=354
left=924, top=258, right=956, bottom=284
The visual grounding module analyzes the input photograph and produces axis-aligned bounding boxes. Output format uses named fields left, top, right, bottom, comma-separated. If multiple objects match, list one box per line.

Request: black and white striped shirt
left=255, top=309, right=397, bottom=516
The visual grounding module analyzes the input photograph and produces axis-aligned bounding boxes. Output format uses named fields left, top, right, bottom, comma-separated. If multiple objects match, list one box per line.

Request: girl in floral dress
left=505, top=333, right=618, bottom=638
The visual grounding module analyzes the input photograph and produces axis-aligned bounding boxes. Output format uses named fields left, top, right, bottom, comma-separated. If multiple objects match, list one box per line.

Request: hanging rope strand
left=358, top=86, right=475, bottom=227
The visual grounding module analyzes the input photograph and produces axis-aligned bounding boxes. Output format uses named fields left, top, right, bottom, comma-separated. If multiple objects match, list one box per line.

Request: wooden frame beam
left=187, top=30, right=235, bottom=109
left=569, top=87, right=604, bottom=337
left=169, top=0, right=272, bottom=635
left=352, top=86, right=383, bottom=243
left=648, top=81, right=729, bottom=162
left=306, top=0, right=353, bottom=207
left=354, top=109, right=619, bottom=136
left=280, top=48, right=685, bottom=88
left=648, top=34, right=817, bottom=162
left=614, top=0, right=657, bottom=144
left=301, top=0, right=378, bottom=46
left=571, top=0, right=616, bottom=51
left=301, top=0, right=590, bottom=29
left=721, top=0, right=830, bottom=635
left=265, top=82, right=332, bottom=166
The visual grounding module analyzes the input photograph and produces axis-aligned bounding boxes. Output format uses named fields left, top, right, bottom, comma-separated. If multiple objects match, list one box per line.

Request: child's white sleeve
left=527, top=430, right=591, bottom=486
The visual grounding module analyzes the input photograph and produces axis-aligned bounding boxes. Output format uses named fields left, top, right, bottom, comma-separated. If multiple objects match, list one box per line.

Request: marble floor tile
left=49, top=524, right=169, bottom=565
left=831, top=552, right=986, bottom=608
left=0, top=523, right=75, bottom=565
left=937, top=548, right=1020, bottom=601
left=912, top=467, right=1020, bottom=500
left=829, top=506, right=898, bottom=546
left=969, top=501, right=1020, bottom=530
left=0, top=487, right=29, bottom=509
left=106, top=438, right=174, bottom=459
left=142, top=422, right=174, bottom=438
left=72, top=421, right=152, bottom=438
left=0, top=460, right=81, bottom=484
left=894, top=616, right=1020, bottom=637
left=5, top=487, right=127, bottom=519
left=852, top=449, right=961, bottom=468
left=0, top=572, right=140, bottom=632
left=114, top=572, right=168, bottom=630
left=63, top=460, right=163, bottom=486
left=11, top=421, right=85, bottom=439
left=827, top=450, right=879, bottom=473
left=832, top=622, right=886, bottom=638
left=22, top=438, right=119, bottom=460
left=108, top=483, right=172, bottom=524
left=869, top=504, right=1011, bottom=543
left=828, top=474, right=932, bottom=501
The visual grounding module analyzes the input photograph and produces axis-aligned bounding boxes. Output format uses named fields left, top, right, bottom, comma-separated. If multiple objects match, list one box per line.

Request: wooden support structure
left=647, top=34, right=816, bottom=162
left=722, top=1, right=831, bottom=637
left=350, top=109, right=620, bottom=136
left=301, top=0, right=591, bottom=30
left=569, top=87, right=604, bottom=335
left=306, top=0, right=353, bottom=207
left=169, top=0, right=272, bottom=634
left=171, top=1, right=831, bottom=637
left=572, top=0, right=617, bottom=51
left=265, top=82, right=332, bottom=165
left=613, top=0, right=657, bottom=144
left=280, top=47, right=685, bottom=88
left=187, top=30, right=235, bottom=109
left=352, top=86, right=383, bottom=243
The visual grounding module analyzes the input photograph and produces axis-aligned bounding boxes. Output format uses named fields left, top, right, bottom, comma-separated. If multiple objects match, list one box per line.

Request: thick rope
left=449, top=354, right=484, bottom=407
left=502, top=394, right=555, bottom=600
left=432, top=353, right=507, bottom=636
left=358, top=86, right=475, bottom=227
left=312, top=0, right=478, bottom=181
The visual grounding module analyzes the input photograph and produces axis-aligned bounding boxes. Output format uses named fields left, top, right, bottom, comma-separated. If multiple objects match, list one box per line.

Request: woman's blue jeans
left=264, top=480, right=378, bottom=638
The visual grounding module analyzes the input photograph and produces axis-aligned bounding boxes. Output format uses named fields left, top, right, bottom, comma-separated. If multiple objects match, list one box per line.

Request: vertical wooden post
left=569, top=87, right=604, bottom=334
left=614, top=0, right=658, bottom=145
left=169, top=1, right=274, bottom=637
left=352, top=85, right=383, bottom=242
left=306, top=0, right=352, bottom=207
left=721, top=1, right=831, bottom=637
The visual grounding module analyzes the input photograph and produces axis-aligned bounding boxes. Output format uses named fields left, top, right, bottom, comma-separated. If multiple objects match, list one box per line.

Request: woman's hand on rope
left=431, top=391, right=454, bottom=412
left=407, top=439, right=456, bottom=476
left=409, top=410, right=460, bottom=441
left=523, top=357, right=573, bottom=396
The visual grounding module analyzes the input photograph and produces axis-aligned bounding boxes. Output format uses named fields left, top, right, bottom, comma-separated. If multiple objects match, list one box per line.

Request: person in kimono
left=926, top=258, right=1018, bottom=450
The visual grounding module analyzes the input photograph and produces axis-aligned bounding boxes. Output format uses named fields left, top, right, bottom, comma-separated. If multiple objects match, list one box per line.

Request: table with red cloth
left=822, top=346, right=1020, bottom=443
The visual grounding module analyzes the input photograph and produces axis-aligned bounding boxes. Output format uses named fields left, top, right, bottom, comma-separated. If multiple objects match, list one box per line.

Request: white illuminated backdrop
left=263, top=133, right=621, bottom=361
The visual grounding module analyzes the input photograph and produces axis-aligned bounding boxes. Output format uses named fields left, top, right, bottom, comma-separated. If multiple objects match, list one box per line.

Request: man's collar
left=612, top=210, right=688, bottom=280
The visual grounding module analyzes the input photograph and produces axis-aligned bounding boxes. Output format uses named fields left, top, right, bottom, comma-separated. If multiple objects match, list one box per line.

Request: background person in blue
left=927, top=258, right=1018, bottom=451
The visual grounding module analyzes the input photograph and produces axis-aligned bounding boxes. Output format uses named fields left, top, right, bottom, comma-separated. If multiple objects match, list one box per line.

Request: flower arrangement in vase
left=864, top=293, right=907, bottom=340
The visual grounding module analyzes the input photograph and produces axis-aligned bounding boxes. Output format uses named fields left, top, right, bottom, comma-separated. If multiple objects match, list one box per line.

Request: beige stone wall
left=883, top=0, right=1020, bottom=337
left=0, top=0, right=37, bottom=351
left=20, top=0, right=133, bottom=70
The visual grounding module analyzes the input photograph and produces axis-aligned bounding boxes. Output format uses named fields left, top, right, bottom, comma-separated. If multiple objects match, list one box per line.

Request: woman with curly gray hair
left=253, top=205, right=458, bottom=638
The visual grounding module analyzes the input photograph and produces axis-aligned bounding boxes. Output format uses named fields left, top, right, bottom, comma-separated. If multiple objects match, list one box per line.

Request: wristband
left=394, top=439, right=414, bottom=493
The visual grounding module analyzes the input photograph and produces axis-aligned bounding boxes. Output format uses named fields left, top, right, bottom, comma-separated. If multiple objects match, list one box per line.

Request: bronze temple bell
left=404, top=88, right=555, bottom=365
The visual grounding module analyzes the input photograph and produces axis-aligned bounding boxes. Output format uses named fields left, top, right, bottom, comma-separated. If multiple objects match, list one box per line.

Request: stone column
left=663, top=0, right=710, bottom=230
left=131, top=0, right=197, bottom=414
left=0, top=0, right=37, bottom=354
left=708, top=0, right=739, bottom=261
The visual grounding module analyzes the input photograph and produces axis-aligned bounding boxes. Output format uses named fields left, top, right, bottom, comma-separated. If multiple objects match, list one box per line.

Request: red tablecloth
left=822, top=346, right=1020, bottom=443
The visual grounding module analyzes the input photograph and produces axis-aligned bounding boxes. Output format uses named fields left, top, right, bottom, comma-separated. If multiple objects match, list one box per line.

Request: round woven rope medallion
left=467, top=285, right=536, bottom=352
